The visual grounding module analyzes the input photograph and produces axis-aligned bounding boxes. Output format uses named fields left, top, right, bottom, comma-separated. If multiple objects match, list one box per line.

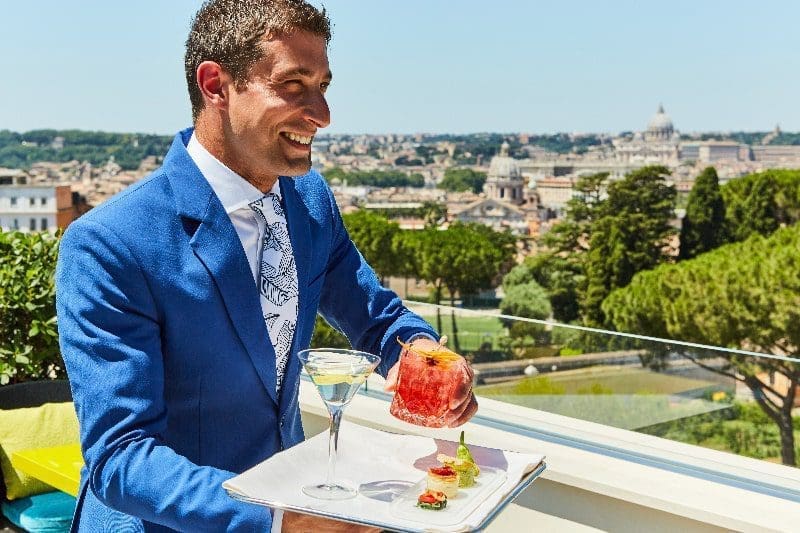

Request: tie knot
left=249, top=193, right=284, bottom=220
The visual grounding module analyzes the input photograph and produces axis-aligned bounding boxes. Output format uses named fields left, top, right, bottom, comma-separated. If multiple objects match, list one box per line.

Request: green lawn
left=475, top=366, right=731, bottom=430
left=478, top=366, right=722, bottom=396
left=416, top=313, right=505, bottom=351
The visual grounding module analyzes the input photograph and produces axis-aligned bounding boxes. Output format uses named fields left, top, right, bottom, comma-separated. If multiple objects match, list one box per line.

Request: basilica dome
left=488, top=141, right=522, bottom=180
left=646, top=104, right=674, bottom=138
left=645, top=104, right=674, bottom=141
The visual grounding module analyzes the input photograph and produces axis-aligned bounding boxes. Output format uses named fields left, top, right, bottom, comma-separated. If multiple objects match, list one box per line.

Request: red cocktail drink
left=389, top=339, right=472, bottom=427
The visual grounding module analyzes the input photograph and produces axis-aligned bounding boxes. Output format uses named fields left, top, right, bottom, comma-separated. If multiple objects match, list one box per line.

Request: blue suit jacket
left=55, top=129, right=436, bottom=532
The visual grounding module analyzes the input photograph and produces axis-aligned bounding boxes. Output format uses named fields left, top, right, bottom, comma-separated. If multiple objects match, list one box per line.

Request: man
left=55, top=1, right=477, bottom=531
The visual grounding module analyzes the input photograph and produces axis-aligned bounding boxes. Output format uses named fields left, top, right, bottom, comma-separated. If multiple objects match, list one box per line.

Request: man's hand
left=281, top=511, right=381, bottom=532
left=385, top=337, right=478, bottom=428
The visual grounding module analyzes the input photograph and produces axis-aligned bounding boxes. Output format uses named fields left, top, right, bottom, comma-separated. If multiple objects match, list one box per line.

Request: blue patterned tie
left=249, top=193, right=298, bottom=393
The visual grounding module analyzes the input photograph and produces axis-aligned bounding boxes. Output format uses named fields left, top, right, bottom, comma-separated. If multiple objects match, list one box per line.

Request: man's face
left=223, top=31, right=331, bottom=185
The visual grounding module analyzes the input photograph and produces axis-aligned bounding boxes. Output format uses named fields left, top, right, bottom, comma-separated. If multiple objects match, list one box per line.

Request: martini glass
left=298, top=348, right=381, bottom=500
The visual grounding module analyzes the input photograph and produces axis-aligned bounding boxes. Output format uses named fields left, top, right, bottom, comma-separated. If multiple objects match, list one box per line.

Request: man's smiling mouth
left=281, top=132, right=313, bottom=145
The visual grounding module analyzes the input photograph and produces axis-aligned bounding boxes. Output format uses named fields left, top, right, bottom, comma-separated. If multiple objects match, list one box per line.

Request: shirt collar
left=186, top=133, right=281, bottom=214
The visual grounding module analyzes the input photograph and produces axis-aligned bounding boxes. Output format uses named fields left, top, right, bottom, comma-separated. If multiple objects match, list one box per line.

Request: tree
left=438, top=168, right=487, bottom=194
left=582, top=166, right=676, bottom=326
left=531, top=172, right=609, bottom=323
left=0, top=230, right=62, bottom=384
left=522, top=253, right=582, bottom=323
left=415, top=223, right=516, bottom=351
left=342, top=210, right=400, bottom=282
left=420, top=201, right=447, bottom=228
left=722, top=171, right=778, bottom=242
left=679, top=167, right=726, bottom=260
left=604, top=223, right=800, bottom=466
left=499, top=278, right=552, bottom=350
left=721, top=169, right=800, bottom=242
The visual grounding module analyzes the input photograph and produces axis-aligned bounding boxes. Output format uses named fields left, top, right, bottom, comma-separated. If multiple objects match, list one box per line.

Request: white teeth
left=285, top=132, right=312, bottom=145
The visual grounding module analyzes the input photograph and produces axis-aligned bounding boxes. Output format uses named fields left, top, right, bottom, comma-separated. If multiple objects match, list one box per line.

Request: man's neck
left=193, top=122, right=277, bottom=194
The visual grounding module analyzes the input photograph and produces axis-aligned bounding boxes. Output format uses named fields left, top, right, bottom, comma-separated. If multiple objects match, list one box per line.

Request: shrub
left=0, top=230, right=62, bottom=384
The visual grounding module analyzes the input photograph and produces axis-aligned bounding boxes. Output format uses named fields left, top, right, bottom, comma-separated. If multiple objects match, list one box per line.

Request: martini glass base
left=302, top=483, right=358, bottom=500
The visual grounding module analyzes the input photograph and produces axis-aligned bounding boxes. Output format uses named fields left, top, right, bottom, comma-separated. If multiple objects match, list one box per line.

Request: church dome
left=647, top=104, right=674, bottom=136
left=488, top=141, right=522, bottom=180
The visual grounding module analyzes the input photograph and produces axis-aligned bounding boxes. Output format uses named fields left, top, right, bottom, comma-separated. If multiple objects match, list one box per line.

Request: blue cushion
left=1, top=490, right=75, bottom=532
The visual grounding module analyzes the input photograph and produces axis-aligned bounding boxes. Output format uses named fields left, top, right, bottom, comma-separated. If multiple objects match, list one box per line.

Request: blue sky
left=2, top=0, right=799, bottom=135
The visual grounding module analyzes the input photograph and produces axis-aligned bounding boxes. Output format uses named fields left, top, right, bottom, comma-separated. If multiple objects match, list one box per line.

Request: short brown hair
left=184, top=0, right=332, bottom=121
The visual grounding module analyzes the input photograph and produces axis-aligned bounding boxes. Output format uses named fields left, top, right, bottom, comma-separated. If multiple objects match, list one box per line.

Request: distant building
left=451, top=198, right=528, bottom=234
left=0, top=184, right=79, bottom=232
left=0, top=168, right=27, bottom=185
left=483, top=142, right=526, bottom=204
left=613, top=105, right=681, bottom=164
left=534, top=177, right=575, bottom=214
left=750, top=144, right=800, bottom=165
left=679, top=141, right=744, bottom=163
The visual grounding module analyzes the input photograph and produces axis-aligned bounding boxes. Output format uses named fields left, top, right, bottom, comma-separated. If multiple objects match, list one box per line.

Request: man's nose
left=305, top=92, right=330, bottom=129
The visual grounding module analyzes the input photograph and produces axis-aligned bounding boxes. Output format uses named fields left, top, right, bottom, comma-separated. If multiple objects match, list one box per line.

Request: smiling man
left=55, top=1, right=476, bottom=532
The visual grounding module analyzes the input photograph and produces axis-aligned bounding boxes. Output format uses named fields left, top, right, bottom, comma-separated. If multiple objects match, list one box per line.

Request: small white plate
left=389, top=466, right=507, bottom=528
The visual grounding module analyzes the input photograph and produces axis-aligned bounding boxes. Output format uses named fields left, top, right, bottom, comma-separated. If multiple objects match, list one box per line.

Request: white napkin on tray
left=223, top=424, right=545, bottom=532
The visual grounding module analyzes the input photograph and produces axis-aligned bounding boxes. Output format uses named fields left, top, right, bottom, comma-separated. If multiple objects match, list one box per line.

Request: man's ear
left=196, top=61, right=230, bottom=111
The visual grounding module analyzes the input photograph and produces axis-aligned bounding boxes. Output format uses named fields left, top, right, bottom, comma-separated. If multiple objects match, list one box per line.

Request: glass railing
left=387, top=300, right=800, bottom=502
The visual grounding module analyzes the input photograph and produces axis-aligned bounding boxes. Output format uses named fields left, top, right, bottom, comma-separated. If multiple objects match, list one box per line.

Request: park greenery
left=341, top=212, right=516, bottom=352
left=437, top=168, right=487, bottom=193
left=0, top=129, right=172, bottom=171
left=322, top=166, right=424, bottom=188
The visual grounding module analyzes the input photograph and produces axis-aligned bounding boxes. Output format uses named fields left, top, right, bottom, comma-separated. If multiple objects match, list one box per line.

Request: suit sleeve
left=316, top=185, right=438, bottom=377
left=56, top=218, right=270, bottom=532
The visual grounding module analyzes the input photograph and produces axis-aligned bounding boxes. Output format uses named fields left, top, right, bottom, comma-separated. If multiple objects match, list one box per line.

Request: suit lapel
left=164, top=130, right=279, bottom=406
left=278, top=176, right=312, bottom=412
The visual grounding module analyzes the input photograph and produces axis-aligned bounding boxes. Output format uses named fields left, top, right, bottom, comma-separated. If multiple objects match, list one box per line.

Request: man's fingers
left=384, top=361, right=400, bottom=392
left=447, top=395, right=478, bottom=428
left=449, top=362, right=474, bottom=410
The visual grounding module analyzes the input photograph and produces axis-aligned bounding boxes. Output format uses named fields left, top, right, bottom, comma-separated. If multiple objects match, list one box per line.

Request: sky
left=2, top=0, right=800, bottom=135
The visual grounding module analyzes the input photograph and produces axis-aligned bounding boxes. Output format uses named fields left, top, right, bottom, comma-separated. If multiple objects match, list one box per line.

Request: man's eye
left=320, top=82, right=330, bottom=92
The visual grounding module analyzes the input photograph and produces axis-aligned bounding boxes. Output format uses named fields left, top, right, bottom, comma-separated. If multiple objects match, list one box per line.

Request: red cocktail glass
left=389, top=339, right=472, bottom=427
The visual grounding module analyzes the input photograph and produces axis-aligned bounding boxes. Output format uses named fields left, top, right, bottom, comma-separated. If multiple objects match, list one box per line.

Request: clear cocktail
left=298, top=348, right=380, bottom=500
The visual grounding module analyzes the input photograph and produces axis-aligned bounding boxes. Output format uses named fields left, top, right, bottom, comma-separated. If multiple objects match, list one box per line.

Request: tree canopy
left=0, top=129, right=171, bottom=170
left=604, top=223, right=800, bottom=465
left=720, top=169, right=800, bottom=242
left=323, top=167, right=424, bottom=188
left=438, top=168, right=487, bottom=194
left=342, top=210, right=401, bottom=280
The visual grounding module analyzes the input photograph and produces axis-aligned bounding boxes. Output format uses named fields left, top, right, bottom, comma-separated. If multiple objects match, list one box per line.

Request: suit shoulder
left=72, top=170, right=171, bottom=226
left=292, top=169, right=330, bottom=195
left=62, top=169, right=173, bottom=247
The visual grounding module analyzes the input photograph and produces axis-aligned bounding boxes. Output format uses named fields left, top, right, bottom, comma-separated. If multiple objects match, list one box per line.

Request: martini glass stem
left=326, top=406, right=343, bottom=487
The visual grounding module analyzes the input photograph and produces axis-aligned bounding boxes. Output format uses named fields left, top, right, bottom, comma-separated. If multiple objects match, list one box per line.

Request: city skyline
left=2, top=0, right=800, bottom=135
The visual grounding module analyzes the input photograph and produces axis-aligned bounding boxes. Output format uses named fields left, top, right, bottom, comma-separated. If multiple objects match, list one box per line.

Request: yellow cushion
left=0, top=402, right=79, bottom=500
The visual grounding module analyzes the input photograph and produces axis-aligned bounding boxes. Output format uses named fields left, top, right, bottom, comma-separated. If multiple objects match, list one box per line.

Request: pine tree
left=679, top=167, right=726, bottom=259
left=581, top=166, right=676, bottom=326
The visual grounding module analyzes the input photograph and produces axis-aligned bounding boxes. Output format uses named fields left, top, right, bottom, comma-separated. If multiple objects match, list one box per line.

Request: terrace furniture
left=0, top=380, right=77, bottom=533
